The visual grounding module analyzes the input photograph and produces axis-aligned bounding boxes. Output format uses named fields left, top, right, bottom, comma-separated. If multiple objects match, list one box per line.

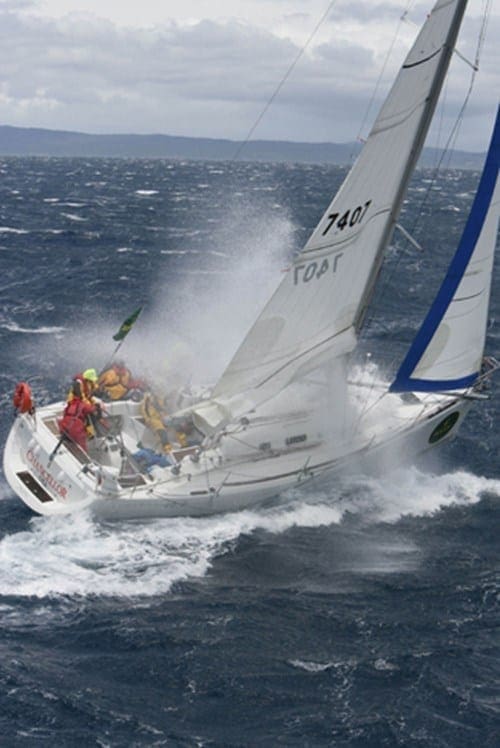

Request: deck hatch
left=17, top=471, right=54, bottom=503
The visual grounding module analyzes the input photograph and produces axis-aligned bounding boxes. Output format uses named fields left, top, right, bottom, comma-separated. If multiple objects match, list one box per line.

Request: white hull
left=3, top=388, right=472, bottom=520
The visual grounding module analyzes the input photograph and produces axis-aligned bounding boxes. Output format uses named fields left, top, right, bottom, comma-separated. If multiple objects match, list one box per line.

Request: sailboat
left=4, top=0, right=499, bottom=519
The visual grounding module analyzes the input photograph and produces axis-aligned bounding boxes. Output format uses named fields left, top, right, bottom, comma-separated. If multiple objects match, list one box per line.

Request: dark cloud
left=0, top=0, right=36, bottom=9
left=0, top=3, right=497, bottom=150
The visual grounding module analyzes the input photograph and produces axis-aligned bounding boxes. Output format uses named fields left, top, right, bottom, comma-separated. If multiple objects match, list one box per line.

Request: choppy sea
left=0, top=155, right=498, bottom=746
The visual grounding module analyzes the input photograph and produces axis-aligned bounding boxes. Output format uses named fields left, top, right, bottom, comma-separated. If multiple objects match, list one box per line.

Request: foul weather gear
left=59, top=397, right=97, bottom=452
left=97, top=364, right=145, bottom=401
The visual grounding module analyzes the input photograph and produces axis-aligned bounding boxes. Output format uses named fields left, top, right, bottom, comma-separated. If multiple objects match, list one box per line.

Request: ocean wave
left=288, top=659, right=335, bottom=673
left=2, top=322, right=66, bottom=335
left=61, top=213, right=87, bottom=222
left=0, top=226, right=29, bottom=234
left=1, top=464, right=496, bottom=600
left=0, top=500, right=344, bottom=599
left=336, top=467, right=500, bottom=523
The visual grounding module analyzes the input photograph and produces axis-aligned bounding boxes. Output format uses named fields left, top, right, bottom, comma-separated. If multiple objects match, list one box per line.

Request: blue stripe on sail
left=390, top=105, right=500, bottom=394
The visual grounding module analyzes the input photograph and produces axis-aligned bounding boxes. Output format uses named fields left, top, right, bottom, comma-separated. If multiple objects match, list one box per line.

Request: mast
left=355, top=0, right=468, bottom=332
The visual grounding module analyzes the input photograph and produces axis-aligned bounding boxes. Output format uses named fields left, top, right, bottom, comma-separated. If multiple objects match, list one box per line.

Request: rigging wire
left=407, top=0, right=492, bottom=228
left=355, top=1, right=415, bottom=147
left=231, top=0, right=340, bottom=162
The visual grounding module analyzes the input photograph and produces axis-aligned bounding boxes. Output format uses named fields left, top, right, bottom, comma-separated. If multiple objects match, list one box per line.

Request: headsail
left=390, top=105, right=500, bottom=393
left=193, top=0, right=468, bottom=432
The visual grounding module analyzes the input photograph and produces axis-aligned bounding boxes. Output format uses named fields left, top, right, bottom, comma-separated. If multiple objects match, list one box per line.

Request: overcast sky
left=0, top=0, right=498, bottom=151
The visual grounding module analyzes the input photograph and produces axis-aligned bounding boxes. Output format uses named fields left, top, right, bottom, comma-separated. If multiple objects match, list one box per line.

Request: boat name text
left=294, top=253, right=343, bottom=285
left=322, top=200, right=372, bottom=236
left=26, top=449, right=68, bottom=499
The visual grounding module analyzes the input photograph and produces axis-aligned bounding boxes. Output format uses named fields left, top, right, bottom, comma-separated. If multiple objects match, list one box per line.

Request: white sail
left=193, top=0, right=467, bottom=433
left=391, top=106, right=500, bottom=392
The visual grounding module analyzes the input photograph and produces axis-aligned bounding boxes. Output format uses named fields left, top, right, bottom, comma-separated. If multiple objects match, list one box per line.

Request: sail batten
left=390, top=105, right=500, bottom=393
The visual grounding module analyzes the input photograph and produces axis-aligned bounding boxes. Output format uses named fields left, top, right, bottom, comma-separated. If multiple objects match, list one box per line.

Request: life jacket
left=98, top=365, right=131, bottom=401
left=141, top=392, right=190, bottom=449
left=13, top=381, right=34, bottom=414
left=64, top=396, right=95, bottom=421
left=68, top=372, right=96, bottom=404
left=59, top=397, right=95, bottom=450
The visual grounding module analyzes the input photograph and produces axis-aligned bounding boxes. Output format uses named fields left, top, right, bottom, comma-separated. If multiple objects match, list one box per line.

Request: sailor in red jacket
left=59, top=395, right=98, bottom=452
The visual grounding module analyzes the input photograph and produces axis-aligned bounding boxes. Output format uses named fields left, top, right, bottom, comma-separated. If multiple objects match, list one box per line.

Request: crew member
left=141, top=390, right=173, bottom=452
left=59, top=395, right=99, bottom=452
left=97, top=362, right=145, bottom=401
left=67, top=368, right=101, bottom=439
left=68, top=367, right=99, bottom=403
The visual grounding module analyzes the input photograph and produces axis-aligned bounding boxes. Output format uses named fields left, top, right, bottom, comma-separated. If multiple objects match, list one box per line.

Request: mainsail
left=193, top=0, right=468, bottom=432
left=391, top=105, right=500, bottom=393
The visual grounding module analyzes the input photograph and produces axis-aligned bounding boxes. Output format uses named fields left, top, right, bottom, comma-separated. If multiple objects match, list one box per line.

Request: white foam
left=0, top=226, right=29, bottom=234
left=339, top=467, right=500, bottom=523
left=61, top=213, right=86, bottom=222
left=289, top=660, right=334, bottom=673
left=2, top=322, right=66, bottom=335
left=0, top=500, right=342, bottom=599
left=0, top=466, right=497, bottom=599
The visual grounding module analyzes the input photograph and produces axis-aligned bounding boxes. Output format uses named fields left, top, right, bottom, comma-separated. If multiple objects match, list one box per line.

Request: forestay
left=193, top=0, right=468, bottom=433
left=391, top=105, right=500, bottom=393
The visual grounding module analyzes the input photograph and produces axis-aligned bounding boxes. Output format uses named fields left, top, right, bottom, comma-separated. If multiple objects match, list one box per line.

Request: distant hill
left=0, top=125, right=485, bottom=170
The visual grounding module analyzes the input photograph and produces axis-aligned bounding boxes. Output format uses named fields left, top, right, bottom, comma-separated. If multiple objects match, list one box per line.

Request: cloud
left=0, top=2, right=497, bottom=150
left=0, top=0, right=35, bottom=9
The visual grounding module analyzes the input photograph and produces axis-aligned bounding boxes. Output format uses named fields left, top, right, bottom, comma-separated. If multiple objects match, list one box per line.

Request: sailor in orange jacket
left=97, top=363, right=145, bottom=401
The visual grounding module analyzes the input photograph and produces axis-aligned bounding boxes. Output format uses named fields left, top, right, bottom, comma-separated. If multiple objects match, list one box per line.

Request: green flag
left=112, top=307, right=142, bottom=342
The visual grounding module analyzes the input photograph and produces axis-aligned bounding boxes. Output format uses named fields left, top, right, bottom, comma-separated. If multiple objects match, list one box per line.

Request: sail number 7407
left=294, top=253, right=343, bottom=285
left=322, top=200, right=372, bottom=236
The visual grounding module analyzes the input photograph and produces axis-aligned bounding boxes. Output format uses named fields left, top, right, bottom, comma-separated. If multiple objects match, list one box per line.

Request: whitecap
left=288, top=660, right=334, bottom=673
left=135, top=190, right=159, bottom=196
left=0, top=500, right=343, bottom=599
left=61, top=213, right=87, bottom=222
left=374, top=658, right=399, bottom=671
left=2, top=322, right=66, bottom=335
left=0, top=226, right=29, bottom=234
left=0, top=465, right=496, bottom=600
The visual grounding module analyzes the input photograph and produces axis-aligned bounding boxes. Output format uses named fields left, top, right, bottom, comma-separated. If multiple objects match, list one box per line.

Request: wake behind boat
left=4, top=0, right=500, bottom=519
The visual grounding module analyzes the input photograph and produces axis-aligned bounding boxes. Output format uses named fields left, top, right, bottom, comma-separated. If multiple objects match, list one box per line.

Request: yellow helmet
left=83, top=368, right=98, bottom=383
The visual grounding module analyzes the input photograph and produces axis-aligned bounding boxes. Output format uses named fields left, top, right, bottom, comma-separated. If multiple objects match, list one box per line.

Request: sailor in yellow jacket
left=141, top=391, right=188, bottom=452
